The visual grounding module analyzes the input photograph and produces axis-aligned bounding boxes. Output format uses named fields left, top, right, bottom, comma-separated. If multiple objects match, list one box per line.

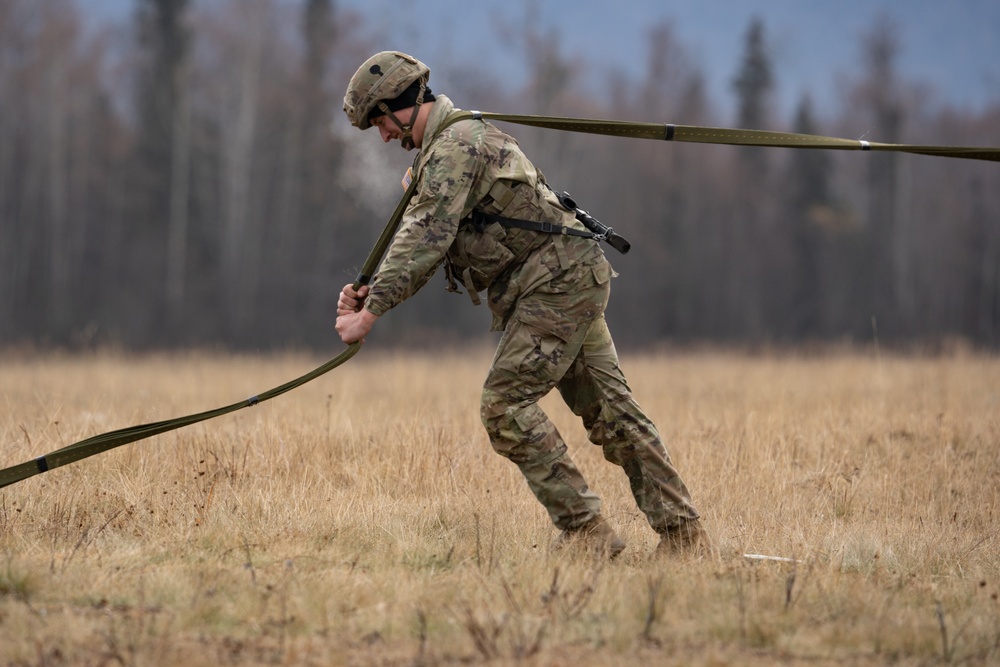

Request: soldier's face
left=372, top=116, right=399, bottom=142
left=371, top=113, right=413, bottom=150
left=370, top=102, right=433, bottom=151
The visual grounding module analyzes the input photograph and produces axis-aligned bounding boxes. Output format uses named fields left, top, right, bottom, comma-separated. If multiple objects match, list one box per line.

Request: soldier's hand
left=337, top=284, right=370, bottom=316
left=336, top=308, right=377, bottom=344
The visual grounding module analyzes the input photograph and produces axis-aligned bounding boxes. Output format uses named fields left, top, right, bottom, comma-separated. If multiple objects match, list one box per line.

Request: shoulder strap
left=468, top=211, right=596, bottom=241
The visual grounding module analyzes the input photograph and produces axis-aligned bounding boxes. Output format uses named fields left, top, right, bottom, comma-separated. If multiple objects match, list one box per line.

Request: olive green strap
left=0, top=348, right=362, bottom=489
left=0, top=111, right=495, bottom=490
left=0, top=177, right=421, bottom=491
left=468, top=111, right=1000, bottom=162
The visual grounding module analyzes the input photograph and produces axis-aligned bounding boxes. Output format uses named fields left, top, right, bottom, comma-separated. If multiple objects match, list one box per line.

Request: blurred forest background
left=1, top=0, right=999, bottom=351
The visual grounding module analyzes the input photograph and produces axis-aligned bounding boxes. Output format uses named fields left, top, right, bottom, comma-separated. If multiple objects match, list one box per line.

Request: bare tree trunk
left=0, top=70, right=14, bottom=339
left=45, top=48, right=70, bottom=334
left=219, top=2, right=265, bottom=337
left=275, top=106, right=302, bottom=291
left=167, top=72, right=191, bottom=320
left=892, top=156, right=916, bottom=329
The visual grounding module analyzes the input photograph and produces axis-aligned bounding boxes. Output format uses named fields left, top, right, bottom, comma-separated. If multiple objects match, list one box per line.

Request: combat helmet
left=343, top=51, right=432, bottom=148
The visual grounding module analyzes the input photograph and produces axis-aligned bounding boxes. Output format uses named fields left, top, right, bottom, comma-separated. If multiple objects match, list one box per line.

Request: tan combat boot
left=553, top=515, right=626, bottom=559
left=656, top=518, right=713, bottom=559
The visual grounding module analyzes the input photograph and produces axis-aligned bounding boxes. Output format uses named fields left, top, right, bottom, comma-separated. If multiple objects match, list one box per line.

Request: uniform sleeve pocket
left=591, top=260, right=615, bottom=285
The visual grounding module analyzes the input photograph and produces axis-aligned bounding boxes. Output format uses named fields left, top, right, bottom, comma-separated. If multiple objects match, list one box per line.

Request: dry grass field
left=1, top=346, right=998, bottom=666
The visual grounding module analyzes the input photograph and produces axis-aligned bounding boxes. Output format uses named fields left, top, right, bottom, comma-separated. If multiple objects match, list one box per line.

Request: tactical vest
left=444, top=178, right=578, bottom=305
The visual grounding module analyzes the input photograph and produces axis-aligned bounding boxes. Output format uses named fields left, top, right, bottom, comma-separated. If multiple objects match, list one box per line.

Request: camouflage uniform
left=364, top=95, right=700, bottom=535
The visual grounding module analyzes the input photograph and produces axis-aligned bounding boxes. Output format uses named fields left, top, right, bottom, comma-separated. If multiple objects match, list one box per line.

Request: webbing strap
left=0, top=113, right=506, bottom=490
left=3, top=108, right=996, bottom=490
left=0, top=175, right=422, bottom=491
left=467, top=111, right=1000, bottom=162
left=0, top=346, right=361, bottom=489
left=469, top=211, right=596, bottom=240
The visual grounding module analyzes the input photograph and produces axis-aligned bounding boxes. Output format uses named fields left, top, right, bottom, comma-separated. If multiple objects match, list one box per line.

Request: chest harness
left=468, top=190, right=631, bottom=254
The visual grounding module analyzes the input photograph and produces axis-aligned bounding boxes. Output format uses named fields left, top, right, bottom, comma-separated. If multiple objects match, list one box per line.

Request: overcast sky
left=83, top=0, right=1000, bottom=122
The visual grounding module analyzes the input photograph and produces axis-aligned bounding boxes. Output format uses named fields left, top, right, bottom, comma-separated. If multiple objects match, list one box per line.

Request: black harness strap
left=467, top=211, right=597, bottom=240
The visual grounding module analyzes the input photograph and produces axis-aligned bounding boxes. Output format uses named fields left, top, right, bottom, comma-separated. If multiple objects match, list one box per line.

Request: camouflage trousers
left=481, top=262, right=700, bottom=534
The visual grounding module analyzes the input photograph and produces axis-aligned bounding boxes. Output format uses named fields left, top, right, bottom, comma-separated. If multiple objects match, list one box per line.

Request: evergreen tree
left=731, top=17, right=773, bottom=132
left=783, top=96, right=833, bottom=337
left=856, top=17, right=906, bottom=338
left=727, top=16, right=775, bottom=339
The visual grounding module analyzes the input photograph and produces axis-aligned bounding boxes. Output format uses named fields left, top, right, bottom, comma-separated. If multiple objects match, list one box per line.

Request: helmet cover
left=343, top=51, right=430, bottom=129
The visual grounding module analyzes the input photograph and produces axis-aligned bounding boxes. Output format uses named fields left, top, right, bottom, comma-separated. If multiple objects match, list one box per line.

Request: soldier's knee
left=480, top=396, right=514, bottom=456
left=480, top=400, right=555, bottom=465
left=484, top=416, right=529, bottom=463
left=491, top=435, right=566, bottom=467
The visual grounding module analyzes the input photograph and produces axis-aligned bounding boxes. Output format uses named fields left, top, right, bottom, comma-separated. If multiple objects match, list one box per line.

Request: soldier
left=336, top=51, right=710, bottom=559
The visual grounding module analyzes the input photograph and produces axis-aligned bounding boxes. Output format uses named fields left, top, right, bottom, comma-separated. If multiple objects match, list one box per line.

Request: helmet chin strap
left=377, top=81, right=427, bottom=149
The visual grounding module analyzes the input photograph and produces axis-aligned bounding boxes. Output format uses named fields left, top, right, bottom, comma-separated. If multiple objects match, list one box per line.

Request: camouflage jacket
left=365, top=95, right=609, bottom=331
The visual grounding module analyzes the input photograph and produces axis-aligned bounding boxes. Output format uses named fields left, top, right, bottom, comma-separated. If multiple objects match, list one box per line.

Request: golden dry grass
left=1, top=347, right=999, bottom=666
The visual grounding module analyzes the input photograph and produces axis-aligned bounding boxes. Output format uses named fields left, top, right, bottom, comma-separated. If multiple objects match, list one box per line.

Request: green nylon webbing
left=2, top=109, right=996, bottom=490
left=470, top=112, right=1000, bottom=162
left=0, top=176, right=420, bottom=491
left=0, top=347, right=363, bottom=489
